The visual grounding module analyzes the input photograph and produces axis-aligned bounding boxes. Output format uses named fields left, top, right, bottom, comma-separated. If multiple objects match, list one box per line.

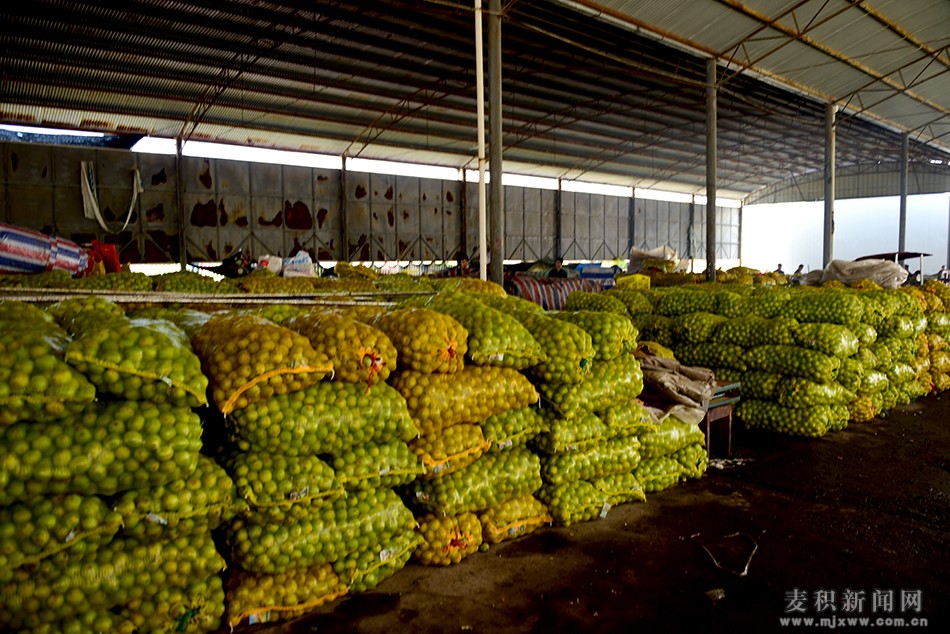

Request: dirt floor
left=237, top=394, right=950, bottom=634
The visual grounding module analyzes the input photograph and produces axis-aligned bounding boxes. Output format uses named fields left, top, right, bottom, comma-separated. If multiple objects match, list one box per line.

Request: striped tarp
left=507, top=274, right=604, bottom=310
left=0, top=222, right=88, bottom=276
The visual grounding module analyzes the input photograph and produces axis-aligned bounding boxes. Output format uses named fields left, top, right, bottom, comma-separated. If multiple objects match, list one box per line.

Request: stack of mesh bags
left=623, top=285, right=931, bottom=435
left=384, top=303, right=547, bottom=563
left=728, top=290, right=861, bottom=436
left=847, top=288, right=930, bottom=419
left=634, top=416, right=708, bottom=494
left=0, top=298, right=229, bottom=634
left=507, top=292, right=649, bottom=527
left=918, top=281, right=950, bottom=394
left=219, top=310, right=421, bottom=628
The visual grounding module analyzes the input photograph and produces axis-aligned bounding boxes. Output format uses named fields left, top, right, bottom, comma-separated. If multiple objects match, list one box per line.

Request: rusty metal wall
left=4, top=142, right=699, bottom=266
left=183, top=157, right=342, bottom=263
left=344, top=172, right=462, bottom=262
left=1, top=142, right=347, bottom=264
left=2, top=142, right=176, bottom=263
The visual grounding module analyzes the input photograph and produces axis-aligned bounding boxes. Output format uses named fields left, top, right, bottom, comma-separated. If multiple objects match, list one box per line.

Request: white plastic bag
left=282, top=251, right=316, bottom=277
left=820, top=259, right=907, bottom=289
left=628, top=245, right=678, bottom=274
left=257, top=254, right=283, bottom=275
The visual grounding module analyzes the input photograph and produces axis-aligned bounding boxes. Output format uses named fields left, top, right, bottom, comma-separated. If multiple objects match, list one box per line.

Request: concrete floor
left=236, top=394, right=950, bottom=633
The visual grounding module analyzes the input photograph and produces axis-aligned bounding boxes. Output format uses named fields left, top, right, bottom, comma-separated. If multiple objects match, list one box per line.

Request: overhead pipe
left=474, top=0, right=488, bottom=280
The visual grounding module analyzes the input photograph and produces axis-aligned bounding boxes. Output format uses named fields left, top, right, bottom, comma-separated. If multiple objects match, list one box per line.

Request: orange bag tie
left=442, top=528, right=473, bottom=554
left=439, top=336, right=459, bottom=360
left=358, top=346, right=384, bottom=393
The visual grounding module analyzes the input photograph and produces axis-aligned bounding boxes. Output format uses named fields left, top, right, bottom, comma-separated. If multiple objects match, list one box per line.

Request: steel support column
left=488, top=0, right=504, bottom=284
left=474, top=0, right=487, bottom=280
left=823, top=103, right=836, bottom=267
left=705, top=59, right=717, bottom=282
left=899, top=132, right=908, bottom=253
left=555, top=180, right=562, bottom=259
left=175, top=138, right=186, bottom=269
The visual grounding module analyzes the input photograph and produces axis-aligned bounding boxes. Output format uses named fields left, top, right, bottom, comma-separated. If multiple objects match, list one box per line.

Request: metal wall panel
left=561, top=192, right=588, bottom=260
left=505, top=186, right=527, bottom=261
left=556, top=192, right=630, bottom=261
left=634, top=198, right=692, bottom=255
left=343, top=170, right=371, bottom=261
left=396, top=175, right=421, bottom=260
left=589, top=195, right=606, bottom=260
left=2, top=142, right=681, bottom=266
left=313, top=170, right=342, bottom=261
left=691, top=204, right=740, bottom=260
left=745, top=163, right=950, bottom=205
left=344, top=171, right=464, bottom=263
left=4, top=144, right=56, bottom=230
left=136, top=153, right=180, bottom=262
left=540, top=191, right=558, bottom=260
left=505, top=186, right=555, bottom=262
left=421, top=177, right=461, bottom=262
left=522, top=187, right=544, bottom=262
left=633, top=198, right=739, bottom=262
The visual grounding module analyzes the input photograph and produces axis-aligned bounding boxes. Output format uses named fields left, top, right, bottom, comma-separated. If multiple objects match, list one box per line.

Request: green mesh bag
left=227, top=487, right=416, bottom=574
left=113, top=455, right=243, bottom=539
left=406, top=448, right=542, bottom=516
left=537, top=480, right=609, bottom=527
left=0, top=401, right=202, bottom=506
left=483, top=406, right=546, bottom=452
left=330, top=440, right=425, bottom=490
left=228, top=381, right=417, bottom=456
left=778, top=290, right=864, bottom=324
left=393, top=366, right=539, bottom=435
left=552, top=310, right=637, bottom=360
left=539, top=436, right=641, bottom=485
left=422, top=292, right=545, bottom=369
left=743, top=345, right=840, bottom=384
left=539, top=353, right=643, bottom=419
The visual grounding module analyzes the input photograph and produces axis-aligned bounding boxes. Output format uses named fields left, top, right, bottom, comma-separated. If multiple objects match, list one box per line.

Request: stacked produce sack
left=218, top=310, right=421, bottom=628
left=0, top=298, right=231, bottom=633
left=919, top=281, right=950, bottom=393
left=635, top=416, right=708, bottom=493
left=606, top=284, right=934, bottom=436
left=489, top=291, right=653, bottom=527
left=386, top=302, right=549, bottom=562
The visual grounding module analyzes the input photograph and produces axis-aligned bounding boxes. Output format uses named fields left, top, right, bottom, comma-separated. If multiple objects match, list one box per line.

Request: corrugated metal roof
left=582, top=0, right=950, bottom=150
left=1, top=0, right=948, bottom=199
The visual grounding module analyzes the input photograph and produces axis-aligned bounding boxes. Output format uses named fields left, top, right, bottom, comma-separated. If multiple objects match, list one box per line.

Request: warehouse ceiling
left=1, top=0, right=949, bottom=199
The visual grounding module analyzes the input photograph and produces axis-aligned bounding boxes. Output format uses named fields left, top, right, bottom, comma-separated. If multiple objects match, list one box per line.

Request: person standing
left=774, top=263, right=785, bottom=275
left=940, top=264, right=949, bottom=284
left=448, top=252, right=470, bottom=277
left=548, top=257, right=568, bottom=278
left=791, top=264, right=805, bottom=284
